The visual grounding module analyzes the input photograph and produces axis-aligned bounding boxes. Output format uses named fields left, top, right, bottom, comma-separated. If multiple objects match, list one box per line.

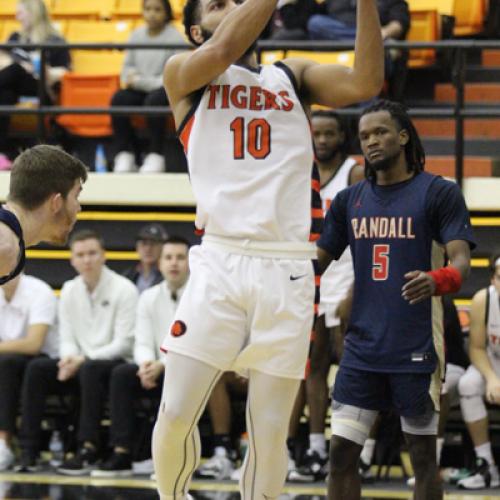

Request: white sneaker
left=139, top=153, right=165, bottom=173
left=406, top=476, right=415, bottom=487
left=458, top=458, right=500, bottom=489
left=0, top=440, right=14, bottom=471
left=132, top=458, right=154, bottom=475
left=113, top=151, right=137, bottom=173
left=230, top=465, right=242, bottom=481
left=195, top=449, right=235, bottom=480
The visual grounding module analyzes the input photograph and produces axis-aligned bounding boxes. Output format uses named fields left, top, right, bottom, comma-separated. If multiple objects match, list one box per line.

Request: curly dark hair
left=360, top=99, right=425, bottom=182
left=183, top=0, right=202, bottom=45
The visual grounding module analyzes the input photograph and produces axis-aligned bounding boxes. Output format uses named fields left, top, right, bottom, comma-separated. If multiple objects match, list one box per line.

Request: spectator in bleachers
left=16, top=229, right=138, bottom=474
left=0, top=0, right=70, bottom=170
left=456, top=252, right=500, bottom=490
left=92, top=236, right=190, bottom=477
left=111, top=0, right=185, bottom=174
left=307, top=0, right=410, bottom=43
left=0, top=273, right=58, bottom=471
left=122, top=223, right=168, bottom=293
left=271, top=0, right=320, bottom=41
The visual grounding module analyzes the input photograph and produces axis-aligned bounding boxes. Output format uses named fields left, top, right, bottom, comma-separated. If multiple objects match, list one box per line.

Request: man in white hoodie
left=92, top=236, right=190, bottom=477
left=16, top=229, right=138, bottom=474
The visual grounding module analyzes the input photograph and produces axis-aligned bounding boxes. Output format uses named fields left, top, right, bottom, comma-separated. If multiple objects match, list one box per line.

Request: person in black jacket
left=0, top=0, right=70, bottom=169
left=307, top=0, right=410, bottom=42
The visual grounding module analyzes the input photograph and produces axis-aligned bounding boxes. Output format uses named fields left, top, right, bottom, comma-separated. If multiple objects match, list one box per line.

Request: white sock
left=475, top=442, right=495, bottom=467
left=309, top=433, right=327, bottom=457
left=360, top=438, right=376, bottom=465
left=436, top=437, right=444, bottom=465
left=214, top=446, right=227, bottom=457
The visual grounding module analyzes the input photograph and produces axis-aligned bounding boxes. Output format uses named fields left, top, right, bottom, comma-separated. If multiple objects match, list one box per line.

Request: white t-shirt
left=0, top=274, right=58, bottom=358
left=134, top=281, right=185, bottom=365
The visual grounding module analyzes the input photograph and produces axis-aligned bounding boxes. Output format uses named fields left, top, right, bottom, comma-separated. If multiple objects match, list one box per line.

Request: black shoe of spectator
left=14, top=450, right=40, bottom=472
left=91, top=452, right=133, bottom=477
left=288, top=449, right=328, bottom=482
left=57, top=446, right=99, bottom=476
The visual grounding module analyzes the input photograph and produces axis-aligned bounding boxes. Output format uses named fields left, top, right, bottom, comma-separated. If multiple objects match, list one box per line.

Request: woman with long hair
left=0, top=0, right=70, bottom=169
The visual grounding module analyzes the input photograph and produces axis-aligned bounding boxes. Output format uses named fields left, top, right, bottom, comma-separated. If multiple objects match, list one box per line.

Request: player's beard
left=201, top=28, right=257, bottom=58
left=314, top=145, right=338, bottom=163
left=366, top=150, right=400, bottom=172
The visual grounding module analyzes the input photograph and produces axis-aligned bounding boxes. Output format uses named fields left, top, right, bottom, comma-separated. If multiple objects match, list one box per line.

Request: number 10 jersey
left=177, top=63, right=321, bottom=253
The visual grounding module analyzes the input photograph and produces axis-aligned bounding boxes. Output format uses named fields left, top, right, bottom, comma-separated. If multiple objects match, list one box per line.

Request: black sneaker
left=288, top=449, right=328, bottom=482
left=91, top=452, right=133, bottom=477
left=14, top=450, right=40, bottom=473
left=57, top=446, right=99, bottom=476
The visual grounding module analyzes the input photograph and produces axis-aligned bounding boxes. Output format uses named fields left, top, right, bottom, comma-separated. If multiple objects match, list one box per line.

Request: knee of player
left=458, top=372, right=483, bottom=398
left=329, top=436, right=360, bottom=473
left=156, top=402, right=192, bottom=434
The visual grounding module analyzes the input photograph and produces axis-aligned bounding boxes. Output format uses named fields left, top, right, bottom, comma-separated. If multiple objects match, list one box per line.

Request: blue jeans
left=307, top=15, right=357, bottom=40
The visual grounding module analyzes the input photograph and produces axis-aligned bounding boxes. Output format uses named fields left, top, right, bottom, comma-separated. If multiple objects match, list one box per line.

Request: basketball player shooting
left=152, top=0, right=384, bottom=499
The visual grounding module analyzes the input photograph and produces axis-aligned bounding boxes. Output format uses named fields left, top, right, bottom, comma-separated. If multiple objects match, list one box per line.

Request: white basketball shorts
left=161, top=242, right=317, bottom=379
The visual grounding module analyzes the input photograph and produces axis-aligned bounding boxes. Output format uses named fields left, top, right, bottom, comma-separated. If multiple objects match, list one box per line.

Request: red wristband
left=427, top=266, right=462, bottom=295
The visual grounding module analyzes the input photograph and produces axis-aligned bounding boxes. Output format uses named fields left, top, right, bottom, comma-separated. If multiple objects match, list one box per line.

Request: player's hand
left=402, top=270, right=436, bottom=305
left=486, top=378, right=500, bottom=404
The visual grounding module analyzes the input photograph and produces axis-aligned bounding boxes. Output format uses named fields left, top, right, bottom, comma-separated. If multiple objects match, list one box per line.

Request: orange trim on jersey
left=194, top=227, right=205, bottom=236
left=311, top=208, right=323, bottom=218
left=179, top=115, right=195, bottom=154
left=315, top=275, right=321, bottom=286
left=314, top=303, right=319, bottom=314
left=311, top=179, right=320, bottom=192
left=309, top=233, right=321, bottom=242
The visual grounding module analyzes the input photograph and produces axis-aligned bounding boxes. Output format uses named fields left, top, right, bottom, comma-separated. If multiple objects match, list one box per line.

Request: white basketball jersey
left=319, top=158, right=357, bottom=306
left=487, top=285, right=500, bottom=358
left=178, top=63, right=319, bottom=252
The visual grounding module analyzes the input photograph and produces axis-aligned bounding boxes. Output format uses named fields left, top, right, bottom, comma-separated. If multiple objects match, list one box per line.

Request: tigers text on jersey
left=487, top=285, right=500, bottom=358
left=318, top=172, right=476, bottom=373
left=177, top=63, right=321, bottom=256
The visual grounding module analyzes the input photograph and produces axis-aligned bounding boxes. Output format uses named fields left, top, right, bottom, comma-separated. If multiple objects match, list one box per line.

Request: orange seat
left=52, top=0, right=117, bottom=20
left=407, top=0, right=454, bottom=16
left=1, top=19, right=66, bottom=40
left=453, top=0, right=487, bottom=36
left=65, top=20, right=133, bottom=43
left=0, top=0, right=16, bottom=19
left=407, top=9, right=439, bottom=68
left=70, top=50, right=125, bottom=75
left=113, top=0, right=142, bottom=20
left=57, top=73, right=120, bottom=136
left=285, top=50, right=355, bottom=67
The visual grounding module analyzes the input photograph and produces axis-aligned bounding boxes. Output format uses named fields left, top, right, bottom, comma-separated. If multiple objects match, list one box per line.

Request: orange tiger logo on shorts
left=171, top=320, right=187, bottom=337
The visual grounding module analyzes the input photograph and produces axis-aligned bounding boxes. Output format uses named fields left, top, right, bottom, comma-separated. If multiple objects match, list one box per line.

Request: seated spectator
left=111, top=0, right=185, bottom=174
left=195, top=373, right=248, bottom=480
left=308, top=0, right=409, bottom=43
left=457, top=252, right=500, bottom=490
left=271, top=0, right=320, bottom=41
left=16, top=230, right=138, bottom=474
left=122, top=223, right=168, bottom=293
left=0, top=273, right=57, bottom=471
left=307, top=0, right=409, bottom=91
left=0, top=0, right=70, bottom=169
left=92, top=236, right=190, bottom=477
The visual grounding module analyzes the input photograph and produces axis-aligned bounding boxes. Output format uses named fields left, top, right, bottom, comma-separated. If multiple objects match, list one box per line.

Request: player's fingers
left=404, top=270, right=421, bottom=280
left=406, top=285, right=434, bottom=304
left=402, top=274, right=427, bottom=292
left=402, top=281, right=430, bottom=299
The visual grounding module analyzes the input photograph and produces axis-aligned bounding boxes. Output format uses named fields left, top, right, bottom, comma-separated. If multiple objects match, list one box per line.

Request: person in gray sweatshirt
left=112, top=0, right=186, bottom=174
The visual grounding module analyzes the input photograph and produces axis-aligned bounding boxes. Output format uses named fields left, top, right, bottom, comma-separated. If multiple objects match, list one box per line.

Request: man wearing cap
left=123, top=224, right=167, bottom=293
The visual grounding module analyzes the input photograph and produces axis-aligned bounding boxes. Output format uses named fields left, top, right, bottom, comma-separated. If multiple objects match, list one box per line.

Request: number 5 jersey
left=318, top=172, right=476, bottom=373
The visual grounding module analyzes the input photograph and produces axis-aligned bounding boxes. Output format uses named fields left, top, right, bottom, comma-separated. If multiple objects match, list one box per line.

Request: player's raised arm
left=287, top=0, right=384, bottom=108
left=164, top=0, right=277, bottom=106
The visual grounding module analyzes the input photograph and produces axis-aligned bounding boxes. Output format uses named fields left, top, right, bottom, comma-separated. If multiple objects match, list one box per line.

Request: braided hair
left=360, top=100, right=425, bottom=181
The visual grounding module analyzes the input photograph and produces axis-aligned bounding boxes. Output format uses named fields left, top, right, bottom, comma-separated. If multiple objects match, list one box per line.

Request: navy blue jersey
left=318, top=172, right=476, bottom=373
left=0, top=207, right=26, bottom=285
